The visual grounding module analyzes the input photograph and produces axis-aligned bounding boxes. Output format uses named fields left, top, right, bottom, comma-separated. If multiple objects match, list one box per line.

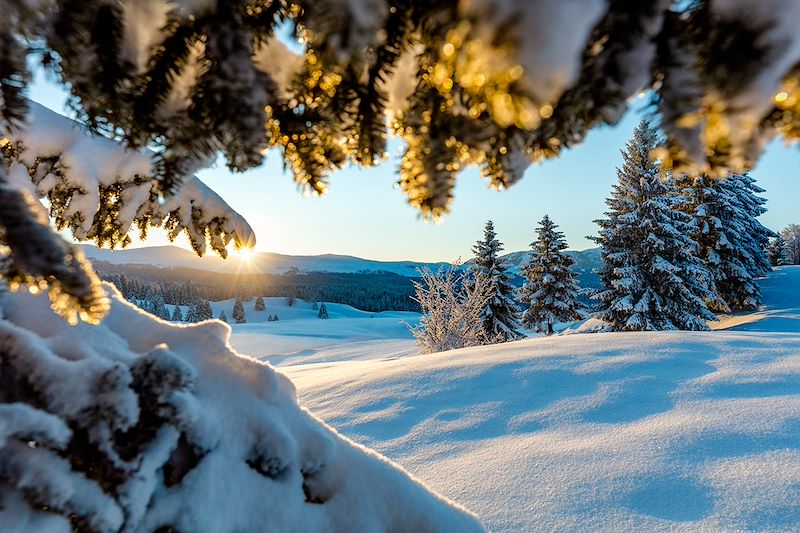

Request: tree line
left=97, top=263, right=419, bottom=318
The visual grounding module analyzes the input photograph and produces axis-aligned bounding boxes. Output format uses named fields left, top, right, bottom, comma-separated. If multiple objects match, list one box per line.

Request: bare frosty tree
left=409, top=266, right=496, bottom=354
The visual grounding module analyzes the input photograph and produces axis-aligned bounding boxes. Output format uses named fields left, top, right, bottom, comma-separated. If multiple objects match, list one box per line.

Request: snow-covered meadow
left=224, top=267, right=800, bottom=532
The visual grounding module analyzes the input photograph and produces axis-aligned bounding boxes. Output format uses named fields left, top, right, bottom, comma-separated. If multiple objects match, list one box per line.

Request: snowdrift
left=289, top=267, right=800, bottom=532
left=0, top=284, right=482, bottom=532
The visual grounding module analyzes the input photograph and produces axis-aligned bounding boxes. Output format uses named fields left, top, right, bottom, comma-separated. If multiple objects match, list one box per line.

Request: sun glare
left=236, top=248, right=254, bottom=261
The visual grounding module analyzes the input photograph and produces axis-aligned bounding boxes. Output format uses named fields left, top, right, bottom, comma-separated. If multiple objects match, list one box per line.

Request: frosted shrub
left=410, top=267, right=496, bottom=354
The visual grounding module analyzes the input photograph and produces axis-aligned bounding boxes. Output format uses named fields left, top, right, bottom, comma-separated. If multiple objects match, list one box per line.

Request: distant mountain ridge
left=79, top=244, right=602, bottom=284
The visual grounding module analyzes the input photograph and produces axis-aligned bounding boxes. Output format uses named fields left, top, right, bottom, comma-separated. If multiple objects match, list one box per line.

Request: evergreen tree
left=192, top=300, right=213, bottom=322
left=768, top=235, right=789, bottom=266
left=592, top=120, right=716, bottom=331
left=470, top=221, right=523, bottom=342
left=171, top=305, right=184, bottom=322
left=518, top=215, right=585, bottom=335
left=233, top=299, right=246, bottom=324
left=219, top=310, right=228, bottom=323
left=680, top=173, right=774, bottom=312
left=254, top=296, right=265, bottom=311
left=729, top=173, right=775, bottom=277
left=151, top=294, right=170, bottom=320
left=318, top=303, right=329, bottom=319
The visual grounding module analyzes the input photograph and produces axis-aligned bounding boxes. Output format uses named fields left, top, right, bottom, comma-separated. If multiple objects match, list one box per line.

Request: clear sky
left=28, top=69, right=799, bottom=263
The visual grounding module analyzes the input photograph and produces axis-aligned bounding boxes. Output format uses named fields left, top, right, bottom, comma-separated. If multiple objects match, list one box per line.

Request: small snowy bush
left=410, top=266, right=496, bottom=354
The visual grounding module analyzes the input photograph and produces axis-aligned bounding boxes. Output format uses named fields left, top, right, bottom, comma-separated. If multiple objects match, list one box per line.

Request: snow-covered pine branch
left=518, top=215, right=585, bottom=335
left=2, top=0, right=800, bottom=220
left=1, top=102, right=254, bottom=323
left=409, top=265, right=496, bottom=354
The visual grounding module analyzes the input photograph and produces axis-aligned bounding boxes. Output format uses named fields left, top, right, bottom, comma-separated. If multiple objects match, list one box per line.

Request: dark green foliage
left=768, top=235, right=789, bottom=267
left=679, top=173, right=774, bottom=312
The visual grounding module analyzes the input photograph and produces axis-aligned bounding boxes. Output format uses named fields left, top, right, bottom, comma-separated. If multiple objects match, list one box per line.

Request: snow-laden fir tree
left=318, top=303, right=329, bottom=319
left=409, top=266, right=494, bottom=354
left=679, top=173, right=774, bottom=312
left=192, top=300, right=213, bottom=322
left=470, top=221, right=523, bottom=343
left=729, top=173, right=775, bottom=277
left=232, top=299, right=246, bottom=324
left=592, top=120, right=716, bottom=331
left=153, top=293, right=170, bottom=320
left=171, top=305, right=184, bottom=322
left=219, top=309, right=228, bottom=323
left=769, top=235, right=790, bottom=266
left=254, top=296, right=265, bottom=311
left=518, top=215, right=585, bottom=335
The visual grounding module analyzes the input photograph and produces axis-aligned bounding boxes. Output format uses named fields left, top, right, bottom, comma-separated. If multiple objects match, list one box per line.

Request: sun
left=235, top=248, right=254, bottom=261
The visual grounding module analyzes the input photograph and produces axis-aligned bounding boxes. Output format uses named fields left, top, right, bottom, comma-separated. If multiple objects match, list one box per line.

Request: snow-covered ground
left=228, top=266, right=800, bottom=531
left=178, top=298, right=419, bottom=366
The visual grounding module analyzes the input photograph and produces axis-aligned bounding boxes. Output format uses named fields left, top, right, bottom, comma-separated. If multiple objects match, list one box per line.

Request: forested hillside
left=95, top=261, right=419, bottom=312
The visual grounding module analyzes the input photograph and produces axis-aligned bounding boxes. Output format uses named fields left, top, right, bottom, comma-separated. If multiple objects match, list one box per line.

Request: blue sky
left=28, top=71, right=799, bottom=263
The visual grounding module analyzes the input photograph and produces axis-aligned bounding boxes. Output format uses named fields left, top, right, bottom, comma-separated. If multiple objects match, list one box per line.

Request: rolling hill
left=80, top=244, right=602, bottom=284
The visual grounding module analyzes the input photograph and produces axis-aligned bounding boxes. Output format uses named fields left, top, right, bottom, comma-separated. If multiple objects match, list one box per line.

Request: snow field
left=235, top=266, right=800, bottom=531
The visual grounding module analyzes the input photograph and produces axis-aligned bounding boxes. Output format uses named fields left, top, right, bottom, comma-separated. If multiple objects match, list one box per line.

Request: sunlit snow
left=225, top=266, right=800, bottom=531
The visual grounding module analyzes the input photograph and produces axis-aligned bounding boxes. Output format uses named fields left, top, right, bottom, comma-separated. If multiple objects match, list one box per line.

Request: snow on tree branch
left=3, top=101, right=255, bottom=257
left=3, top=0, right=799, bottom=220
left=0, top=102, right=254, bottom=323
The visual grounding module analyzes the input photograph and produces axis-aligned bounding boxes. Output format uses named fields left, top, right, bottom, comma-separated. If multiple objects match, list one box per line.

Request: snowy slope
left=272, top=266, right=800, bottom=532
left=204, top=298, right=418, bottom=366
left=712, top=266, right=800, bottom=332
